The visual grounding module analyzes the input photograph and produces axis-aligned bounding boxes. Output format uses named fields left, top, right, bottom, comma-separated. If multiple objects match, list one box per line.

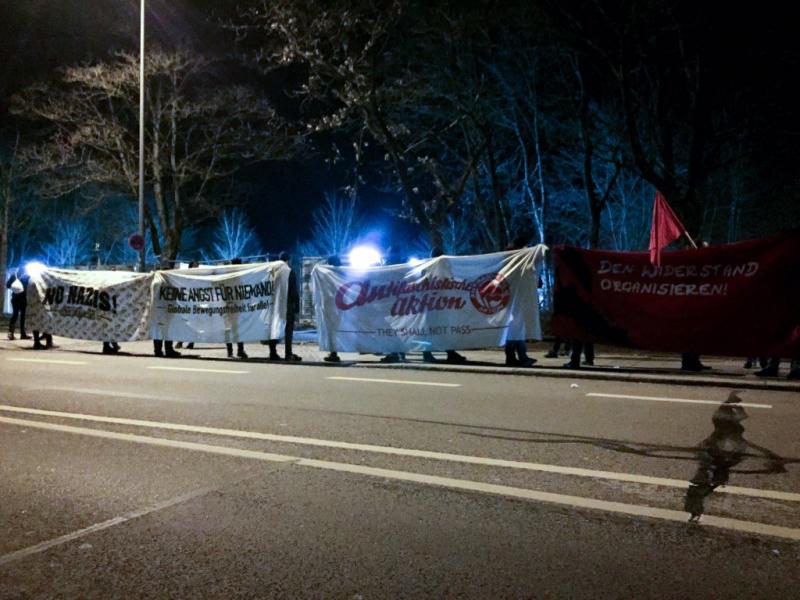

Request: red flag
left=649, top=191, right=687, bottom=265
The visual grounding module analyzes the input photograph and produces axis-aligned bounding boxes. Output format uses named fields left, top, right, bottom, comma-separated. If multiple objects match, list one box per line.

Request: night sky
left=1, top=1, right=798, bottom=256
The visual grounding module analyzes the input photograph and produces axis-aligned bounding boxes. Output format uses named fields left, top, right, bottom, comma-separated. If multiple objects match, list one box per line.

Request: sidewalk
left=2, top=330, right=798, bottom=392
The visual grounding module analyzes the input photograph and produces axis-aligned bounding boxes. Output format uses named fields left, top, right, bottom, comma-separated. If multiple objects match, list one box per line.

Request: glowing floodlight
left=407, top=256, right=424, bottom=267
left=348, top=245, right=382, bottom=269
left=24, top=261, right=47, bottom=277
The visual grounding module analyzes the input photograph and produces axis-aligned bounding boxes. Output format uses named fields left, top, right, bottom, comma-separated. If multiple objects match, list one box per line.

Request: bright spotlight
left=348, top=245, right=382, bottom=269
left=25, top=261, right=47, bottom=277
left=407, top=256, right=424, bottom=267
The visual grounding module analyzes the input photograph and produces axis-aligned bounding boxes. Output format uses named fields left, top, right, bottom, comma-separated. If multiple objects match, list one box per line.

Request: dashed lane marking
left=146, top=366, right=249, bottom=374
left=6, top=358, right=88, bottom=366
left=0, top=473, right=257, bottom=567
left=327, top=376, right=461, bottom=388
left=0, top=404, right=796, bottom=503
left=1, top=414, right=799, bottom=542
left=585, top=392, right=772, bottom=409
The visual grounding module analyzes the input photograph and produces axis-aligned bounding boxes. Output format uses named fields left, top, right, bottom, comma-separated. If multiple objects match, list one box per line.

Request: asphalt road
left=1, top=345, right=799, bottom=599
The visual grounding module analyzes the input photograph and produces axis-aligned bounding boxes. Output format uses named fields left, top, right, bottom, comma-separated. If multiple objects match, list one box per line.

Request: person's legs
left=681, top=352, right=702, bottom=371
left=8, top=303, right=19, bottom=339
left=514, top=340, right=535, bottom=367
left=284, top=314, right=299, bottom=360
left=18, top=303, right=27, bottom=338
left=446, top=350, right=467, bottom=364
left=153, top=339, right=164, bottom=356
left=787, top=359, right=800, bottom=380
left=545, top=338, right=562, bottom=359
left=267, top=340, right=280, bottom=359
left=564, top=341, right=582, bottom=368
left=226, top=343, right=233, bottom=357
left=323, top=351, right=340, bottom=362
left=756, top=357, right=780, bottom=377
left=237, top=342, right=248, bottom=359
left=164, top=340, right=180, bottom=357
left=422, top=351, right=437, bottom=363
left=583, top=342, right=595, bottom=366
left=504, top=342, right=519, bottom=366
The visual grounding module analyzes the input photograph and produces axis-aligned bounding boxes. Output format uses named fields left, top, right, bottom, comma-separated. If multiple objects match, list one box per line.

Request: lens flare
left=348, top=245, right=382, bottom=268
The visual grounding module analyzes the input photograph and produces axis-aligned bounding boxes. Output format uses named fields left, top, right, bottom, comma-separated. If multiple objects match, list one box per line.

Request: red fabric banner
left=552, top=233, right=800, bottom=358
left=649, top=191, right=687, bottom=265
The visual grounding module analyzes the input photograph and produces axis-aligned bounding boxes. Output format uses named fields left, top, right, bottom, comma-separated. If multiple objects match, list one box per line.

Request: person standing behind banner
left=154, top=260, right=180, bottom=358
left=422, top=247, right=467, bottom=365
left=503, top=236, right=536, bottom=368
left=225, top=258, right=248, bottom=359
left=380, top=246, right=406, bottom=364
left=6, top=267, right=30, bottom=340
left=268, top=251, right=302, bottom=361
left=323, top=254, right=342, bottom=363
left=176, top=260, right=200, bottom=350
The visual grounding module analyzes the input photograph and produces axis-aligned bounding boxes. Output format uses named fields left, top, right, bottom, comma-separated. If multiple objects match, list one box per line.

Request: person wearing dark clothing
left=503, top=237, right=536, bottom=368
left=564, top=340, right=594, bottom=369
left=743, top=356, right=768, bottom=369
left=33, top=330, right=52, bottom=350
left=153, top=339, right=180, bottom=358
left=102, top=341, right=120, bottom=354
left=268, top=252, right=301, bottom=361
left=323, top=255, right=342, bottom=363
left=756, top=357, right=800, bottom=380
left=545, top=338, right=571, bottom=358
left=681, top=352, right=710, bottom=372
left=153, top=260, right=180, bottom=358
left=224, top=258, right=248, bottom=359
left=6, top=269, right=30, bottom=340
left=421, top=247, right=468, bottom=365
left=176, top=261, right=199, bottom=350
left=380, top=246, right=406, bottom=363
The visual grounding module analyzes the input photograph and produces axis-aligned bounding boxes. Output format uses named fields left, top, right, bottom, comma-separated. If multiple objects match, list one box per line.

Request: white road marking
left=6, top=358, right=88, bottom=366
left=327, top=376, right=461, bottom=388
left=1, top=414, right=798, bottom=542
left=0, top=475, right=255, bottom=567
left=1, top=404, right=796, bottom=503
left=146, top=366, right=249, bottom=374
left=36, top=387, right=167, bottom=402
left=585, top=392, right=772, bottom=409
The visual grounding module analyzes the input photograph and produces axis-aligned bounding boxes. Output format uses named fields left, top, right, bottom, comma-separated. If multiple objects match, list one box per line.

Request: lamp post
left=137, top=0, right=146, bottom=272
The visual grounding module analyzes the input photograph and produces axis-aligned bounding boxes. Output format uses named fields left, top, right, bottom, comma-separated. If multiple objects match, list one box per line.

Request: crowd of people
left=4, top=247, right=799, bottom=380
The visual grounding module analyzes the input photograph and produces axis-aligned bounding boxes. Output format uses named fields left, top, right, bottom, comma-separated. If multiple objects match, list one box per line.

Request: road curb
left=355, top=362, right=800, bottom=392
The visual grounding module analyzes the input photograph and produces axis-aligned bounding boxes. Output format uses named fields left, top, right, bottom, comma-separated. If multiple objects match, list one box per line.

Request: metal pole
left=137, top=0, right=146, bottom=272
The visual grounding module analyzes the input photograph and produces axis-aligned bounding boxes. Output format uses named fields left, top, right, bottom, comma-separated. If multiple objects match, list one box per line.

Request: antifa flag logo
left=470, top=272, right=511, bottom=315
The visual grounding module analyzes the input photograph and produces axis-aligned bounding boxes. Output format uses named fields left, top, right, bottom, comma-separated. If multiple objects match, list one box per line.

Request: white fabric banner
left=312, top=246, right=547, bottom=353
left=150, top=262, right=288, bottom=343
left=26, top=269, right=153, bottom=341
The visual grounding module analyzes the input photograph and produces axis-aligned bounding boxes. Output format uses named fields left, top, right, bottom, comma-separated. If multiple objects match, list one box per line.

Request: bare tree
left=203, top=208, right=263, bottom=262
left=12, top=49, right=302, bottom=260
left=298, top=192, right=362, bottom=257
left=41, top=220, right=92, bottom=267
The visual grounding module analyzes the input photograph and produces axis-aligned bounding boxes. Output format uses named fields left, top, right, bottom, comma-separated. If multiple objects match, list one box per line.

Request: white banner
left=312, top=246, right=547, bottom=353
left=26, top=269, right=153, bottom=341
left=150, top=262, right=288, bottom=343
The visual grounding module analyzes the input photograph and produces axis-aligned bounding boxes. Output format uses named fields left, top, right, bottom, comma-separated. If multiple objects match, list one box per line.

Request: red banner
left=552, top=233, right=800, bottom=358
